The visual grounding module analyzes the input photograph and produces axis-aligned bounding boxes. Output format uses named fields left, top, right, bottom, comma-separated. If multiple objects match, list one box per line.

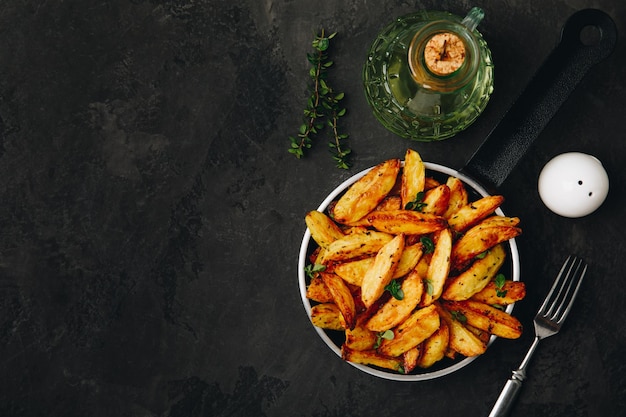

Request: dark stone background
left=0, top=0, right=624, bottom=416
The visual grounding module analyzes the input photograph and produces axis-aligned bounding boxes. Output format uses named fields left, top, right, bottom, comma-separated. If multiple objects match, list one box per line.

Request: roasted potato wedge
left=393, top=243, right=424, bottom=279
left=305, top=210, right=344, bottom=249
left=451, top=224, right=521, bottom=272
left=420, top=228, right=452, bottom=306
left=348, top=196, right=404, bottom=227
left=472, top=280, right=527, bottom=305
left=443, top=300, right=523, bottom=339
left=306, top=275, right=334, bottom=303
left=321, top=272, right=357, bottom=330
left=443, top=244, right=506, bottom=301
left=477, top=216, right=521, bottom=228
left=416, top=320, right=450, bottom=368
left=310, top=303, right=345, bottom=331
left=333, top=257, right=373, bottom=286
left=378, top=304, right=440, bottom=357
left=447, top=195, right=505, bottom=233
left=361, top=234, right=405, bottom=307
left=319, top=230, right=393, bottom=264
left=401, top=149, right=426, bottom=209
left=422, top=184, right=451, bottom=216
left=366, top=268, right=424, bottom=332
left=345, top=320, right=378, bottom=350
left=443, top=176, right=468, bottom=219
left=333, top=242, right=423, bottom=287
left=332, top=158, right=401, bottom=224
left=367, top=210, right=447, bottom=235
left=402, top=345, right=422, bottom=373
left=436, top=303, right=487, bottom=357
left=424, top=177, right=441, bottom=190
left=341, top=345, right=403, bottom=372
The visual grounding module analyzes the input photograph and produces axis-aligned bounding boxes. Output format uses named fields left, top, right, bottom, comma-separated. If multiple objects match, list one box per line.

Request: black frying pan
left=461, top=8, right=617, bottom=193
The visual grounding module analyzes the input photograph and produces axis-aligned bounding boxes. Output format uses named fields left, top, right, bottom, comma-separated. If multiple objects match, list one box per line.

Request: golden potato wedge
left=378, top=195, right=403, bottom=211
left=420, top=228, right=453, bottom=306
left=436, top=303, right=487, bottom=357
left=367, top=210, right=447, bottom=236
left=466, top=323, right=491, bottom=345
left=305, top=210, right=344, bottom=249
left=424, top=177, right=441, bottom=190
left=306, top=275, right=334, bottom=303
left=348, top=195, right=404, bottom=227
left=320, top=272, right=357, bottom=329
left=443, top=244, right=506, bottom=301
left=416, top=320, right=450, bottom=368
left=403, top=345, right=421, bottom=374
left=443, top=300, right=523, bottom=339
left=422, top=184, right=451, bottom=216
left=443, top=176, right=468, bottom=219
left=366, top=269, right=424, bottom=332
left=378, top=304, right=440, bottom=357
left=332, top=158, right=401, bottom=224
left=451, top=225, right=521, bottom=272
left=393, top=243, right=424, bottom=279
left=310, top=303, right=345, bottom=331
left=341, top=345, right=403, bottom=372
left=333, top=242, right=423, bottom=288
left=345, top=320, right=378, bottom=350
left=472, top=280, right=527, bottom=305
left=361, top=234, right=405, bottom=308
left=401, top=149, right=426, bottom=209
left=319, top=230, right=394, bottom=264
left=447, top=195, right=505, bottom=233
left=333, top=257, right=373, bottom=286
left=414, top=253, right=430, bottom=278
left=476, top=216, right=521, bottom=228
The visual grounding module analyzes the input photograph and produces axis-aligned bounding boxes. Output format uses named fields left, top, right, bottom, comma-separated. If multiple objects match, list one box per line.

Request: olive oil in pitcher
left=363, top=7, right=494, bottom=141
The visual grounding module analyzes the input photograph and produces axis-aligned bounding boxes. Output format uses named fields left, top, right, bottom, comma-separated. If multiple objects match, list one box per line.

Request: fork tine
left=543, top=256, right=578, bottom=318
left=538, top=255, right=574, bottom=316
left=538, top=256, right=587, bottom=322
left=554, top=259, right=587, bottom=324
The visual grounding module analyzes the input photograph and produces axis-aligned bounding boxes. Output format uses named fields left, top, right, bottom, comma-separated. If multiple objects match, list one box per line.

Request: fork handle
left=488, top=336, right=540, bottom=416
left=488, top=370, right=526, bottom=417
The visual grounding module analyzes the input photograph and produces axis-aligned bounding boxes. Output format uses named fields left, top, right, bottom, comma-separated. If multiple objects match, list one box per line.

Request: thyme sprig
left=288, top=29, right=351, bottom=169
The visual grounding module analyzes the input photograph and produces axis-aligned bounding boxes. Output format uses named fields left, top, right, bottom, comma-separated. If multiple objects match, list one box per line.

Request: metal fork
left=488, top=255, right=588, bottom=417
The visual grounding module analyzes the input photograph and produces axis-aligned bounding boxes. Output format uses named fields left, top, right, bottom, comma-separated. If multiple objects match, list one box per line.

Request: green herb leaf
left=420, top=236, right=435, bottom=254
left=405, top=191, right=426, bottom=211
left=424, top=278, right=434, bottom=296
left=385, top=279, right=404, bottom=300
left=494, top=273, right=508, bottom=297
left=451, top=310, right=467, bottom=323
left=316, top=37, right=330, bottom=51
left=304, top=263, right=326, bottom=278
left=374, top=329, right=395, bottom=349
left=374, top=329, right=394, bottom=349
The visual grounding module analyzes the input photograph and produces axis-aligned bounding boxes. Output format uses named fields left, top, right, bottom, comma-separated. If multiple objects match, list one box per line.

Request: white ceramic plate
left=298, top=161, right=520, bottom=381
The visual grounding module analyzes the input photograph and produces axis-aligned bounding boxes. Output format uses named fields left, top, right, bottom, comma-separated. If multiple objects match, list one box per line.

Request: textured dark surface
left=0, top=1, right=625, bottom=416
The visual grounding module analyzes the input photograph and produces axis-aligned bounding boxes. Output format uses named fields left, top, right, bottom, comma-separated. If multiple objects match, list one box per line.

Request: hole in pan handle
left=461, top=9, right=617, bottom=193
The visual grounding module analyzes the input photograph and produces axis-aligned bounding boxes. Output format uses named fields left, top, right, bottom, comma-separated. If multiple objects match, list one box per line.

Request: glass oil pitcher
left=363, top=7, right=494, bottom=141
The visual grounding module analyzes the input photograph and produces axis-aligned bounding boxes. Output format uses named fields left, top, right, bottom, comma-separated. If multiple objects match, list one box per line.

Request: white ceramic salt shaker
left=538, top=152, right=609, bottom=218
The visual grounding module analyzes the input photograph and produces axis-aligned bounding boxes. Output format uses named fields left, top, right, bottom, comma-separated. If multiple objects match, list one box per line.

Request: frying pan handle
left=461, top=9, right=617, bottom=191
